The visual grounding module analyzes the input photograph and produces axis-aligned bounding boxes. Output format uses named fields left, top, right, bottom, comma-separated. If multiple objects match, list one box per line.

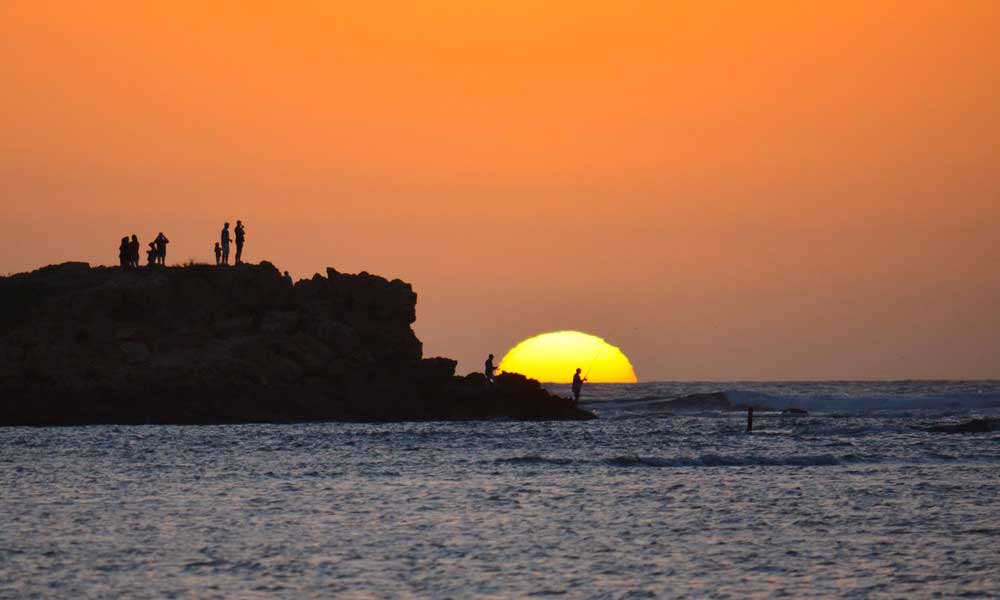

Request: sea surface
left=2, top=381, right=999, bottom=598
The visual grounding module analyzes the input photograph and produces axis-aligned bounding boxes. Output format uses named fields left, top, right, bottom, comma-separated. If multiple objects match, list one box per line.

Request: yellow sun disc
left=498, top=331, right=638, bottom=383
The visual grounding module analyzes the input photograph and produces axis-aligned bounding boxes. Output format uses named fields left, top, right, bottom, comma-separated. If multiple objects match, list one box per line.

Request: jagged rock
left=314, top=320, right=360, bottom=356
left=260, top=310, right=299, bottom=335
left=0, top=262, right=592, bottom=425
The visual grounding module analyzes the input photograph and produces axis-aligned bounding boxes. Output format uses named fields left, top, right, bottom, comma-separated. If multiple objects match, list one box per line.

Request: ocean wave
left=494, top=455, right=575, bottom=466
left=723, top=390, right=1000, bottom=414
left=603, top=453, right=848, bottom=467
left=494, top=453, right=855, bottom=468
left=581, top=387, right=1000, bottom=417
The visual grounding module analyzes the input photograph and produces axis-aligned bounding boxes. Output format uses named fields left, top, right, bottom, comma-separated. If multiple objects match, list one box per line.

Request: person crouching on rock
left=572, top=368, right=587, bottom=407
left=146, top=241, right=158, bottom=266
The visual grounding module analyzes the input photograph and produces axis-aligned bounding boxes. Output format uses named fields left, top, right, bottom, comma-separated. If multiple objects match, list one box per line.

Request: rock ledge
left=0, top=262, right=595, bottom=425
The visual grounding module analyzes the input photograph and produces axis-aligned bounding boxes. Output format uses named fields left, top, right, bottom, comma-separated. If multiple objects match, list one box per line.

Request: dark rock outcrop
left=0, top=262, right=594, bottom=425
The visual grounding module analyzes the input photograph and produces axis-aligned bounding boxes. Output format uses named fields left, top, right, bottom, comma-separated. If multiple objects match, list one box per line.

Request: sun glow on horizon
left=498, top=331, right=638, bottom=384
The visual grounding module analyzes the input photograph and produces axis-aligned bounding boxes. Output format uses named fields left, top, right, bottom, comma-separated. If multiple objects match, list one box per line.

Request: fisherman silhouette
left=572, top=368, right=587, bottom=406
left=484, top=354, right=497, bottom=384
left=220, top=223, right=231, bottom=265
left=214, top=242, right=222, bottom=266
left=128, top=235, right=140, bottom=268
left=234, top=220, right=245, bottom=265
left=119, top=237, right=129, bottom=268
left=153, top=232, right=169, bottom=265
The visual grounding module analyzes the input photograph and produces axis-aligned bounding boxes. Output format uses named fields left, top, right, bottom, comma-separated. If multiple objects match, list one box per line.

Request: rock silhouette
left=0, top=262, right=594, bottom=425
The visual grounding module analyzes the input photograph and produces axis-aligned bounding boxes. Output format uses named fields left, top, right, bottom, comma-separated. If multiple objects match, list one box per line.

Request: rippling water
left=2, top=381, right=998, bottom=598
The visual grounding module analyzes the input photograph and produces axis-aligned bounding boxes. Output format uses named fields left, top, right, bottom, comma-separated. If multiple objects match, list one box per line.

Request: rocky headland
left=0, top=262, right=595, bottom=425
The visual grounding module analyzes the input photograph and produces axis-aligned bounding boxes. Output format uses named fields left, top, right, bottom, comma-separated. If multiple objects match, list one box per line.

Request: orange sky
left=2, top=1, right=998, bottom=379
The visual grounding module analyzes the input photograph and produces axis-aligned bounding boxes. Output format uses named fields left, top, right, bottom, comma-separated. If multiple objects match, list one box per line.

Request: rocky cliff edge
left=0, top=262, right=595, bottom=425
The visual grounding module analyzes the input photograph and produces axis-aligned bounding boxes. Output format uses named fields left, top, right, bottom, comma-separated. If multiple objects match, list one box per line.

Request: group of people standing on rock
left=484, top=354, right=588, bottom=406
left=215, top=220, right=246, bottom=266
left=118, top=233, right=169, bottom=268
left=116, top=220, right=247, bottom=268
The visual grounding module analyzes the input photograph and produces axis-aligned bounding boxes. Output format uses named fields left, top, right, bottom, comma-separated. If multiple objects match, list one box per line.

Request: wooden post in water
left=747, top=406, right=754, bottom=433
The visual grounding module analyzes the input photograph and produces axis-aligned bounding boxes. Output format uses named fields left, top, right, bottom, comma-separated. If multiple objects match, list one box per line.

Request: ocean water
left=2, top=381, right=999, bottom=598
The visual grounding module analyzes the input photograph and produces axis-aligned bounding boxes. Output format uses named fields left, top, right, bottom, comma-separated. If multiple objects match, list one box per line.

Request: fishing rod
left=583, top=344, right=605, bottom=380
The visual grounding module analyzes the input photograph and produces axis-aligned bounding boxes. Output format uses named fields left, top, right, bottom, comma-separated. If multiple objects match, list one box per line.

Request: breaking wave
left=722, top=390, right=1000, bottom=413
left=494, top=453, right=859, bottom=468
left=565, top=381, right=1000, bottom=417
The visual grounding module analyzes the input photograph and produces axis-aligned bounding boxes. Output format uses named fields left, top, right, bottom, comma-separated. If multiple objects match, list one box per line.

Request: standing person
left=214, top=242, right=222, bottom=266
left=128, top=235, right=140, bottom=268
left=571, top=368, right=587, bottom=407
left=154, top=232, right=169, bottom=265
left=118, top=237, right=129, bottom=268
left=220, top=222, right=231, bottom=265
left=234, top=220, right=245, bottom=265
left=484, top=354, right=497, bottom=384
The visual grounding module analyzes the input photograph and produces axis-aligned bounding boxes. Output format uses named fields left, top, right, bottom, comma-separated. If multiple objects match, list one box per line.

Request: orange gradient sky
left=2, top=1, right=998, bottom=379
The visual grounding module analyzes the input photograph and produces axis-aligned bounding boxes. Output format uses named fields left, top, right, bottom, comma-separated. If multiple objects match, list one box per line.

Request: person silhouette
left=572, top=368, right=587, bottom=406
left=214, top=242, right=222, bottom=266
left=119, top=237, right=129, bottom=268
left=128, top=235, right=140, bottom=268
left=283, top=271, right=293, bottom=286
left=146, top=241, right=158, bottom=266
left=484, top=354, right=497, bottom=384
left=220, top=222, right=231, bottom=265
left=234, top=220, right=245, bottom=265
left=153, top=232, right=169, bottom=265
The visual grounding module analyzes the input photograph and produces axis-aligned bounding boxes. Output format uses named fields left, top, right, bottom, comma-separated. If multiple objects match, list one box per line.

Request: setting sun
left=498, top=331, right=638, bottom=383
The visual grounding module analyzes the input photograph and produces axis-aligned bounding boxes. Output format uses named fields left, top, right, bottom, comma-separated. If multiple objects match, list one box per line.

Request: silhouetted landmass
left=0, top=262, right=595, bottom=425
